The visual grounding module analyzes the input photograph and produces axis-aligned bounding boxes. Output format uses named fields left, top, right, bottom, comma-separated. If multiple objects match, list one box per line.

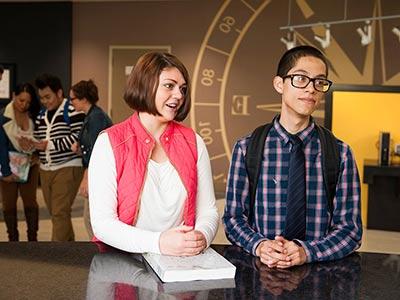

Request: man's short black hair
left=276, top=45, right=329, bottom=77
left=35, top=73, right=63, bottom=95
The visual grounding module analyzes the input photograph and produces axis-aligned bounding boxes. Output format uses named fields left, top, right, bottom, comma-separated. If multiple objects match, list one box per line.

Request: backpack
left=38, top=98, right=71, bottom=125
left=245, top=123, right=340, bottom=224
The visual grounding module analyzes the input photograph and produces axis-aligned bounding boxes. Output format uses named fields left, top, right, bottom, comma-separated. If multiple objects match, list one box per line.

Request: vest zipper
left=132, top=140, right=154, bottom=225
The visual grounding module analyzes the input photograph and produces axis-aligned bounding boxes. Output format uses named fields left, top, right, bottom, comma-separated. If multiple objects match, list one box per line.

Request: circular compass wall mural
left=190, top=0, right=400, bottom=196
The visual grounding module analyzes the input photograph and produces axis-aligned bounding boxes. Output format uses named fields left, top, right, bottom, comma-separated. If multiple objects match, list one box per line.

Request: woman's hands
left=78, top=170, right=88, bottom=197
left=159, top=225, right=207, bottom=256
left=17, top=136, right=34, bottom=152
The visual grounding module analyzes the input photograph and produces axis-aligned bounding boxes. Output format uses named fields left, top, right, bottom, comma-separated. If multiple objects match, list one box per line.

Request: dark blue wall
left=0, top=2, right=72, bottom=99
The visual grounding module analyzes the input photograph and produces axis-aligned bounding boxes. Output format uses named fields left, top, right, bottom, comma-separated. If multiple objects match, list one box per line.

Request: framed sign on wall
left=0, top=63, right=16, bottom=105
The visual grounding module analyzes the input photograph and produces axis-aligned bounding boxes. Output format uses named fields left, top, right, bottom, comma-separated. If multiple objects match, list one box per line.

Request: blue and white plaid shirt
left=223, top=116, right=362, bottom=262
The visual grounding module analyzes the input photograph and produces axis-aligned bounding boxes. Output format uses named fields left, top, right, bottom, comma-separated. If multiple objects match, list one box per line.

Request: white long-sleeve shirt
left=88, top=132, right=219, bottom=254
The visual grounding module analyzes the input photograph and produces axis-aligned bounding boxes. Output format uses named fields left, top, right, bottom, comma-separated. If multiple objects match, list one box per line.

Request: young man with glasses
left=223, top=45, right=362, bottom=268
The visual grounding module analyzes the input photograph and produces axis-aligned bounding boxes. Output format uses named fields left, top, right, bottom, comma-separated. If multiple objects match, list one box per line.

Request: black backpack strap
left=245, top=123, right=273, bottom=224
left=316, top=125, right=340, bottom=217
left=63, top=98, right=71, bottom=125
left=38, top=107, right=46, bottom=118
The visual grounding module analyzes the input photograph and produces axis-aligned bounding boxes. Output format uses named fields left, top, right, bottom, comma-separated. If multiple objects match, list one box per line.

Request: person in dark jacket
left=69, top=79, right=113, bottom=239
left=0, top=82, right=41, bottom=241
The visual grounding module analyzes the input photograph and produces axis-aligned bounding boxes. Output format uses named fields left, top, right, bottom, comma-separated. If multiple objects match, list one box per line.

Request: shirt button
left=165, top=136, right=169, bottom=142
left=83, top=151, right=87, bottom=154
left=145, top=138, right=150, bottom=144
left=81, top=145, right=84, bottom=148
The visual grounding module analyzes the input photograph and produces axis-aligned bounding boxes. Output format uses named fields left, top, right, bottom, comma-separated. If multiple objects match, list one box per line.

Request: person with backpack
left=21, top=74, right=85, bottom=241
left=223, top=45, right=362, bottom=268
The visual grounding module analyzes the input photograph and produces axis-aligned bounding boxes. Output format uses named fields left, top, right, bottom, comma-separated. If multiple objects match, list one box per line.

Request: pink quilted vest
left=105, top=112, right=198, bottom=227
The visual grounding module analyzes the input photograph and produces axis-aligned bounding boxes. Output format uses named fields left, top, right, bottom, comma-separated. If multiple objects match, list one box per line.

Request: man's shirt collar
left=273, top=114, right=315, bottom=146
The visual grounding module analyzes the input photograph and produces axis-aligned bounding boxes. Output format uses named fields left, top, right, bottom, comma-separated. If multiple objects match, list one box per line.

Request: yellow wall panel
left=331, top=91, right=400, bottom=225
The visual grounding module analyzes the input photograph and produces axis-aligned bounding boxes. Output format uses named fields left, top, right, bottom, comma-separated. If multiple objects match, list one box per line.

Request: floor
left=1, top=189, right=400, bottom=255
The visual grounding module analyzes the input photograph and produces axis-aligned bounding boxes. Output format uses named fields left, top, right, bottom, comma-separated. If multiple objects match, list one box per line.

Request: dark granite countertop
left=0, top=242, right=399, bottom=299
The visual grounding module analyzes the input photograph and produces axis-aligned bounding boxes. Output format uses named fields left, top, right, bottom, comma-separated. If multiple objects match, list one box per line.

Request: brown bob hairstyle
left=123, top=52, right=191, bottom=122
left=70, top=79, right=99, bottom=104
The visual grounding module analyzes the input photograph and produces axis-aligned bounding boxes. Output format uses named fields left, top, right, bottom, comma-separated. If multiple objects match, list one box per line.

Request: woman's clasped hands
left=159, top=225, right=207, bottom=256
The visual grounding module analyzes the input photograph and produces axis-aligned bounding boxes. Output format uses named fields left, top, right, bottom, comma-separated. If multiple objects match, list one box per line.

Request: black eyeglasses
left=282, top=74, right=332, bottom=93
left=69, top=96, right=78, bottom=101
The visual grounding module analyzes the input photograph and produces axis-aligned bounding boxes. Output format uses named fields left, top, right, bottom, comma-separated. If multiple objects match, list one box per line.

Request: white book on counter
left=156, top=277, right=236, bottom=293
left=142, top=247, right=236, bottom=283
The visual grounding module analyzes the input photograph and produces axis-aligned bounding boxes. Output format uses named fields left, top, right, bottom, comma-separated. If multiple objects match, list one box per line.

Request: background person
left=0, top=82, right=41, bottom=241
left=22, top=73, right=85, bottom=241
left=89, top=52, right=219, bottom=255
left=69, top=79, right=113, bottom=239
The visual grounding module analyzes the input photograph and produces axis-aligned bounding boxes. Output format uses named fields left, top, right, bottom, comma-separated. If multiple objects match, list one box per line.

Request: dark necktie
left=284, top=134, right=306, bottom=240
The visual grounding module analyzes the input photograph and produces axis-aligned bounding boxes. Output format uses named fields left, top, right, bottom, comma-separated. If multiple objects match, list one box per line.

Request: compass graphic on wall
left=190, top=0, right=400, bottom=196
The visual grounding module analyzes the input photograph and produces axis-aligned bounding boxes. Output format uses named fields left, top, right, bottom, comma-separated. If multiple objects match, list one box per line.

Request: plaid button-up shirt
left=223, top=116, right=362, bottom=262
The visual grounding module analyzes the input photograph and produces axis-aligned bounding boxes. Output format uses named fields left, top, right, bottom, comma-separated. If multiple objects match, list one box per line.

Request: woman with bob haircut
left=89, top=52, right=219, bottom=255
